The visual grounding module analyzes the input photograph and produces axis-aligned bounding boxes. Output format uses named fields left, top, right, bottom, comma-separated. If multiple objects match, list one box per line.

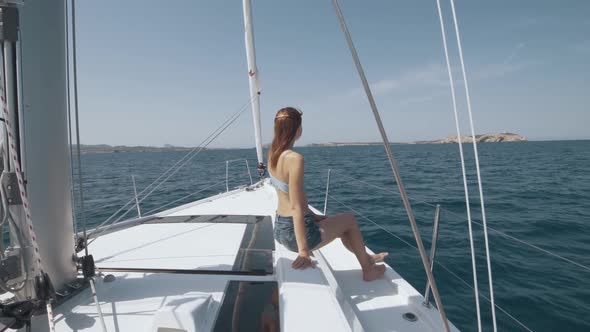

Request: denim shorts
left=274, top=212, right=322, bottom=252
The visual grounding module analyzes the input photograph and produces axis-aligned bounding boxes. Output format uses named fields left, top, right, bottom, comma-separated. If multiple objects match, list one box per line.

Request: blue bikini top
left=269, top=170, right=289, bottom=193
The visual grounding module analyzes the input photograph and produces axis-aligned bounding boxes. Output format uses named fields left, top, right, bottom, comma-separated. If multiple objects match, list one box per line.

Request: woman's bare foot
left=363, top=264, right=386, bottom=281
left=370, top=252, right=389, bottom=264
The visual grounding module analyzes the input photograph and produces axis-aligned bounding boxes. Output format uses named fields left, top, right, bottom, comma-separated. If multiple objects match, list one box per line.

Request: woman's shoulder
left=282, top=150, right=304, bottom=163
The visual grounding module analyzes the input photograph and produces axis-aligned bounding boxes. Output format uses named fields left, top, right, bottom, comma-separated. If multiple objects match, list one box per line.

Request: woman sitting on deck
left=269, top=107, right=387, bottom=281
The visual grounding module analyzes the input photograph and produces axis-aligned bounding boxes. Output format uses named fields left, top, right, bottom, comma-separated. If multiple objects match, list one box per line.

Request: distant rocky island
left=78, top=144, right=204, bottom=154
left=414, top=132, right=527, bottom=144
left=307, top=133, right=527, bottom=147
left=306, top=142, right=384, bottom=147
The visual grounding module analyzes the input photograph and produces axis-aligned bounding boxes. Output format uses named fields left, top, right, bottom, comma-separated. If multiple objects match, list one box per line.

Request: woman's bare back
left=269, top=150, right=309, bottom=216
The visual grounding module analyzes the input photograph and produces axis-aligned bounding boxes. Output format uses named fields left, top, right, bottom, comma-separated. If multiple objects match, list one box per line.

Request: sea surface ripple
left=76, top=140, right=590, bottom=332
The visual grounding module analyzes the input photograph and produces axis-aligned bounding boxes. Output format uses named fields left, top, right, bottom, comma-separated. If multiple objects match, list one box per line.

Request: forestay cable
left=434, top=0, right=482, bottom=330
left=447, top=1, right=498, bottom=330
left=330, top=1, right=450, bottom=330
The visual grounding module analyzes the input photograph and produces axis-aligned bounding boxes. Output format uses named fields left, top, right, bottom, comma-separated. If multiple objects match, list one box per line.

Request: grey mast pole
left=18, top=0, right=77, bottom=292
left=330, top=1, right=450, bottom=330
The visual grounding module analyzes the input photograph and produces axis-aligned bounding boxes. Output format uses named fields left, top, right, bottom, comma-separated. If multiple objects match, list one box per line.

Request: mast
left=17, top=0, right=76, bottom=292
left=242, top=0, right=265, bottom=177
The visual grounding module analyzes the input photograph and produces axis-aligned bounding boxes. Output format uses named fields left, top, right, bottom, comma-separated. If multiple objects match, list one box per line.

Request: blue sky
left=75, top=0, right=589, bottom=147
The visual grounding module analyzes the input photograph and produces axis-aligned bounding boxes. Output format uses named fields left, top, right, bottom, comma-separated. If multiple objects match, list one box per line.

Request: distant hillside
left=306, top=142, right=386, bottom=147
left=78, top=144, right=203, bottom=154
left=305, top=133, right=527, bottom=147
left=414, top=133, right=527, bottom=144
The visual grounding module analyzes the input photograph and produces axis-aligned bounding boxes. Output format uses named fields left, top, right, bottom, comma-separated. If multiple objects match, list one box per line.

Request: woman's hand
left=292, top=250, right=316, bottom=269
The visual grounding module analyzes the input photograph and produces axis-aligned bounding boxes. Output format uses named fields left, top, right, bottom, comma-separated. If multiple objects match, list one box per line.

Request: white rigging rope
left=434, top=0, right=482, bottom=330
left=446, top=0, right=498, bottom=330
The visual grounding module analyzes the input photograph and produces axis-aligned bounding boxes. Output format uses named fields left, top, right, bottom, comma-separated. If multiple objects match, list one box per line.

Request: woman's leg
left=313, top=213, right=386, bottom=281
left=340, top=228, right=388, bottom=263
left=318, top=214, right=388, bottom=263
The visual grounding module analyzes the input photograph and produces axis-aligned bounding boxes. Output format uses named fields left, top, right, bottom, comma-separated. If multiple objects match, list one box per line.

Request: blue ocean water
left=75, top=141, right=590, bottom=332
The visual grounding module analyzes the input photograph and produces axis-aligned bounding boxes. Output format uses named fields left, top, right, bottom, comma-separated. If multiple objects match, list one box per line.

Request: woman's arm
left=288, top=153, right=315, bottom=269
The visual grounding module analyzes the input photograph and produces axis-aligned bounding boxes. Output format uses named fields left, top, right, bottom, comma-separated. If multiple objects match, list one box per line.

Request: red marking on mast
left=248, top=70, right=255, bottom=77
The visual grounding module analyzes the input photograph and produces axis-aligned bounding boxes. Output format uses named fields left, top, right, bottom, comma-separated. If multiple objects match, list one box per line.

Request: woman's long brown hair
left=268, top=107, right=302, bottom=169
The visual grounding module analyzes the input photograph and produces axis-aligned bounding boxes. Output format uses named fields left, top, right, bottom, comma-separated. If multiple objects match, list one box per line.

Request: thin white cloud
left=472, top=62, right=530, bottom=81
left=339, top=52, right=538, bottom=113
left=371, top=79, right=400, bottom=95
left=348, top=63, right=448, bottom=97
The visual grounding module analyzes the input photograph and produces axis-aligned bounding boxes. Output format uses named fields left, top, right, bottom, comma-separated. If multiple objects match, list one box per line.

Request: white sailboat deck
left=32, top=181, right=457, bottom=332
